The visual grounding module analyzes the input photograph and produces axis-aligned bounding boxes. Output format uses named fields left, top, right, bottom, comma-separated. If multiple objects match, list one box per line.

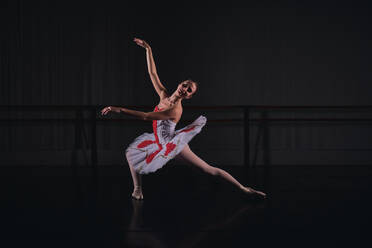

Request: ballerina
left=101, top=38, right=266, bottom=200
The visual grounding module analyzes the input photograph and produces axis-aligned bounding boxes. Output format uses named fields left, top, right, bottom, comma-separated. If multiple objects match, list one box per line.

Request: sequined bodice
left=153, top=106, right=176, bottom=143
left=156, top=119, right=176, bottom=142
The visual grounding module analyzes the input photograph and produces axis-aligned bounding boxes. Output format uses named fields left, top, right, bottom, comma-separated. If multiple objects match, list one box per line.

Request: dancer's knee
left=126, top=156, right=135, bottom=172
left=125, top=153, right=132, bottom=166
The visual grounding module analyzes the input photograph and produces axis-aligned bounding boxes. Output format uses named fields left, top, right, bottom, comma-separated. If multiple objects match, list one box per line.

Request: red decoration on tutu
left=164, top=142, right=176, bottom=156
left=141, top=105, right=164, bottom=164
left=137, top=140, right=156, bottom=148
left=180, top=125, right=196, bottom=133
left=146, top=145, right=163, bottom=164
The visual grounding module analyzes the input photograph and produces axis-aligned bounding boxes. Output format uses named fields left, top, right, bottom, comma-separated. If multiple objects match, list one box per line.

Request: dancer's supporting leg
left=176, top=144, right=266, bottom=197
left=126, top=154, right=144, bottom=200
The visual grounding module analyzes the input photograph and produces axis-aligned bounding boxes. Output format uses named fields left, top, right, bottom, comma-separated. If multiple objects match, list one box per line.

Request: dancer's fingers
left=133, top=38, right=149, bottom=49
left=101, top=107, right=110, bottom=115
left=134, top=38, right=144, bottom=46
left=134, top=38, right=144, bottom=44
left=255, top=189, right=266, bottom=198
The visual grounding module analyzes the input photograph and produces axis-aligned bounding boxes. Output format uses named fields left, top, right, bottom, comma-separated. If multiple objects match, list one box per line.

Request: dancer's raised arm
left=134, top=38, right=168, bottom=100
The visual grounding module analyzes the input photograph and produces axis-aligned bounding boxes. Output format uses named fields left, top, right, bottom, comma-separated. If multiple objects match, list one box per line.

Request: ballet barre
left=1, top=105, right=372, bottom=168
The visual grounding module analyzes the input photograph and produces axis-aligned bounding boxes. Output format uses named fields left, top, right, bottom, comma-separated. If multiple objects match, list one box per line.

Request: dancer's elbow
left=142, top=112, right=158, bottom=121
left=143, top=112, right=151, bottom=121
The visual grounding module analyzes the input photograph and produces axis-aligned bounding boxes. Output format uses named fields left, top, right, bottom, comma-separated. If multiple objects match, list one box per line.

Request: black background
left=1, top=1, right=372, bottom=247
left=1, top=0, right=371, bottom=106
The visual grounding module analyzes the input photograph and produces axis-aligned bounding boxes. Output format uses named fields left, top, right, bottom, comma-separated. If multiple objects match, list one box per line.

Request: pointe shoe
left=131, top=187, right=144, bottom=200
left=242, top=186, right=267, bottom=199
left=131, top=192, right=144, bottom=200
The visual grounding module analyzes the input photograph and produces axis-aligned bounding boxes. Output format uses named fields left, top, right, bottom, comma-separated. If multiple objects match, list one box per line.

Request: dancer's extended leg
left=126, top=154, right=144, bottom=200
left=176, top=145, right=266, bottom=197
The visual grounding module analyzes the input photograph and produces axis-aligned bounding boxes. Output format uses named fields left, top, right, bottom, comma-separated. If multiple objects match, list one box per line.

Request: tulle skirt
left=125, top=116, right=207, bottom=174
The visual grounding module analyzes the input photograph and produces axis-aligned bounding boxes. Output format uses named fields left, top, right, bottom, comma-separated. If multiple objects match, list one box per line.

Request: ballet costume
left=125, top=106, right=207, bottom=174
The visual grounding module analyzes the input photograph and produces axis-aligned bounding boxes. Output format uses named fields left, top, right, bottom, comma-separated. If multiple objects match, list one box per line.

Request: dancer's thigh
left=175, top=144, right=219, bottom=175
left=175, top=144, right=196, bottom=163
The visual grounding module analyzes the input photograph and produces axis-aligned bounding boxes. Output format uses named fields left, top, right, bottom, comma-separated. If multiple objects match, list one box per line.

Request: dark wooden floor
left=1, top=163, right=371, bottom=248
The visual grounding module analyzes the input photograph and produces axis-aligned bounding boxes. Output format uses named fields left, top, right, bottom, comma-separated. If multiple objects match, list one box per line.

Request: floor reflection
left=2, top=166, right=371, bottom=247
left=176, top=203, right=265, bottom=248
left=124, top=195, right=267, bottom=247
left=124, top=199, right=167, bottom=247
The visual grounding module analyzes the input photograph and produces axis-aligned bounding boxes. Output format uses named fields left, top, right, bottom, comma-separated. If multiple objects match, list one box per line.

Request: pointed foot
left=241, top=186, right=267, bottom=200
left=131, top=187, right=144, bottom=200
left=131, top=193, right=144, bottom=200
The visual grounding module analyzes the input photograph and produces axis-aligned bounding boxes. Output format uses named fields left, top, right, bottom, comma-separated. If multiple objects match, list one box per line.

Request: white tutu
left=125, top=106, right=207, bottom=174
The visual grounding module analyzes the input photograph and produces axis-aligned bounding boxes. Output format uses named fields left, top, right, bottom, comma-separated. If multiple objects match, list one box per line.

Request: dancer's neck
left=168, top=93, right=182, bottom=106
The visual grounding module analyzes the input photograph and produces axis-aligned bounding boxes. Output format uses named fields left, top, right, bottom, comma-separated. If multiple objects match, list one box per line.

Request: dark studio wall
left=1, top=0, right=371, bottom=166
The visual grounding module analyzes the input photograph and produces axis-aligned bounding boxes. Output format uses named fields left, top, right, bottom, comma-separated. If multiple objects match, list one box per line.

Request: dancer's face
left=176, top=80, right=197, bottom=99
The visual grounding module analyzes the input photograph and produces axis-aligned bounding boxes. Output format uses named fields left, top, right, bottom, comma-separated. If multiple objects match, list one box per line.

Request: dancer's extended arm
left=134, top=38, right=168, bottom=99
left=101, top=106, right=175, bottom=121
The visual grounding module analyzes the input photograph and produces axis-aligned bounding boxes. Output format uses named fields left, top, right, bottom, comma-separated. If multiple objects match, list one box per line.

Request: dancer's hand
left=101, top=106, right=121, bottom=115
left=241, top=186, right=267, bottom=198
left=134, top=38, right=151, bottom=50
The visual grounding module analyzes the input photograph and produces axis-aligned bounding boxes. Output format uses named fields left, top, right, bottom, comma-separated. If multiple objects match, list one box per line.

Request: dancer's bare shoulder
left=157, top=99, right=183, bottom=123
